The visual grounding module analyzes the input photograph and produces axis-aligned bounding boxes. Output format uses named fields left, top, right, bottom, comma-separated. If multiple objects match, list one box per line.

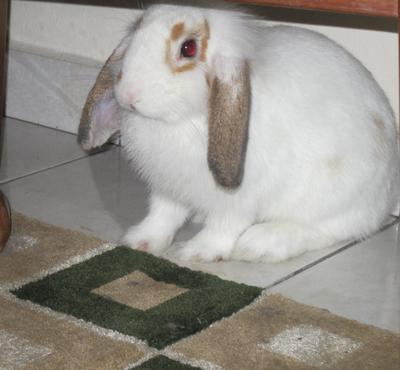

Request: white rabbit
left=78, top=3, right=400, bottom=263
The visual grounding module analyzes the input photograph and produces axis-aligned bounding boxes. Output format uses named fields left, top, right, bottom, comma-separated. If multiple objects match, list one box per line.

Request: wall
left=6, top=0, right=399, bottom=133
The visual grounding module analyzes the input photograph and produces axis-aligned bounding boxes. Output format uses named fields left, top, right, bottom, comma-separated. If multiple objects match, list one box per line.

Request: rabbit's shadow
left=86, top=145, right=201, bottom=244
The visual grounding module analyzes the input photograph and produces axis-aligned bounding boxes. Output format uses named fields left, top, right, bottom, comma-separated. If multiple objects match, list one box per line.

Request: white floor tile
left=271, top=221, right=400, bottom=332
left=2, top=147, right=146, bottom=242
left=0, top=118, right=86, bottom=184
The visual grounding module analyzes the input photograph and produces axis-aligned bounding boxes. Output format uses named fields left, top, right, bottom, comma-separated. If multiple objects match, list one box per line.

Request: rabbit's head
left=78, top=4, right=256, bottom=188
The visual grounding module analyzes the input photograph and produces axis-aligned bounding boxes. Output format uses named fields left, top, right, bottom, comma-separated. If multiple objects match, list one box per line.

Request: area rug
left=0, top=213, right=399, bottom=370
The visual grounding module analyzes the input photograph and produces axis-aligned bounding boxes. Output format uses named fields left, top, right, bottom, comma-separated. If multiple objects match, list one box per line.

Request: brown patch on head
left=165, top=39, right=197, bottom=73
left=165, top=19, right=210, bottom=74
left=208, top=62, right=251, bottom=188
left=199, top=20, right=210, bottom=62
left=171, top=22, right=185, bottom=41
left=174, top=62, right=197, bottom=73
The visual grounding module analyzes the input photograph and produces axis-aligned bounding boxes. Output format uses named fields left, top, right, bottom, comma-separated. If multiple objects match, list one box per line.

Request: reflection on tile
left=0, top=118, right=86, bottom=183
left=271, top=222, right=400, bottom=332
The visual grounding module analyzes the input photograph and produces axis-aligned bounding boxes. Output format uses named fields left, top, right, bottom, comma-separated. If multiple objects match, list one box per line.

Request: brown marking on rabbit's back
left=325, top=156, right=342, bottom=173
left=373, top=116, right=387, bottom=159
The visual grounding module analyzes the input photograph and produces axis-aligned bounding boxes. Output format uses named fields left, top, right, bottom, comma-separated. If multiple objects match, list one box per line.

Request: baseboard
left=5, top=49, right=101, bottom=134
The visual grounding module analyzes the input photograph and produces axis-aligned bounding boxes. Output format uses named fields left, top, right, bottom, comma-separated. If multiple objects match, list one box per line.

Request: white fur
left=114, top=4, right=400, bottom=262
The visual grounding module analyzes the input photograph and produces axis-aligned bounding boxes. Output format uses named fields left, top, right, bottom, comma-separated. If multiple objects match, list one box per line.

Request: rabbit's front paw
left=122, top=225, right=173, bottom=255
left=178, top=232, right=234, bottom=262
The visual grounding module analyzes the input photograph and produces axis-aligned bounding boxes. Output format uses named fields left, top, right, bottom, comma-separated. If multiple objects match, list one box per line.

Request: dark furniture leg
left=0, top=0, right=9, bottom=164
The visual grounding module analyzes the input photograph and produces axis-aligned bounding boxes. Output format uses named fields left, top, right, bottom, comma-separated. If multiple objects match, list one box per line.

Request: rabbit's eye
left=180, top=39, right=197, bottom=58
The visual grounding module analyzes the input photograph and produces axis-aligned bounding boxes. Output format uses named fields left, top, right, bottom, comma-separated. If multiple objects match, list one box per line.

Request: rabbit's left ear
left=78, top=37, right=129, bottom=152
left=208, top=57, right=251, bottom=189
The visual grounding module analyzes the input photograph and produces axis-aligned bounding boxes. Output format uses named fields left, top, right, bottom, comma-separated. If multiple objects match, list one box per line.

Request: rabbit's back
left=246, top=25, right=399, bottom=235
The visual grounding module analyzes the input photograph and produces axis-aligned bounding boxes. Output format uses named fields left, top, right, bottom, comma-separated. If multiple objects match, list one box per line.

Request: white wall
left=9, top=1, right=141, bottom=65
left=8, top=0, right=399, bottom=129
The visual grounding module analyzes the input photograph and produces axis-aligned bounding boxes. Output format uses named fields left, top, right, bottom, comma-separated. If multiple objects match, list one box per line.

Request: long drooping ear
left=208, top=57, right=251, bottom=189
left=77, top=37, right=129, bottom=151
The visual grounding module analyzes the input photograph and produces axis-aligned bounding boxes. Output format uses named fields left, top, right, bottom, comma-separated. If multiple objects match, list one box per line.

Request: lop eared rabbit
left=78, top=3, right=399, bottom=262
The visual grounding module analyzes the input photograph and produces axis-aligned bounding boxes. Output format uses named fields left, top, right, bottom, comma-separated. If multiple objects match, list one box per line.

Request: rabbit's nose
left=120, top=89, right=137, bottom=110
left=124, top=90, right=137, bottom=110
left=115, top=83, right=139, bottom=111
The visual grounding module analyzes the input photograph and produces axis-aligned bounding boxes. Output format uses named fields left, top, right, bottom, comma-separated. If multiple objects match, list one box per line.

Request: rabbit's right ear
left=207, top=56, right=251, bottom=189
left=77, top=37, right=129, bottom=151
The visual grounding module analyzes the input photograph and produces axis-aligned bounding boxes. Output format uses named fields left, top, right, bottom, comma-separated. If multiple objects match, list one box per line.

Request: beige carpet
left=0, top=213, right=399, bottom=369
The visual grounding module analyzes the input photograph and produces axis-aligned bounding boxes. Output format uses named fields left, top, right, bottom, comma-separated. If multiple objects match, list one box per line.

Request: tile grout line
left=264, top=218, right=400, bottom=291
left=6, top=116, right=79, bottom=137
left=0, top=156, right=90, bottom=185
left=6, top=117, right=122, bottom=146
left=0, top=143, right=120, bottom=186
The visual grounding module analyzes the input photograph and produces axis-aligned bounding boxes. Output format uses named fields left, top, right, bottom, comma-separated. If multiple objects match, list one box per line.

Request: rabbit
left=78, top=3, right=400, bottom=263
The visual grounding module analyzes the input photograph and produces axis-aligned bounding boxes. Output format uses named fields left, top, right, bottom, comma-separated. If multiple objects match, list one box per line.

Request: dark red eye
left=180, top=39, right=197, bottom=58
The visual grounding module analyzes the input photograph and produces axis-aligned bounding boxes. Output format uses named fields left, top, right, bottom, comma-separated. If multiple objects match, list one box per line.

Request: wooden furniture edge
left=0, top=0, right=9, bottom=166
left=228, top=0, right=398, bottom=18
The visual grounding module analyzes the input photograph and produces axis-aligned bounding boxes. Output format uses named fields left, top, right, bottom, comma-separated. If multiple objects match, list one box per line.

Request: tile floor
left=1, top=117, right=399, bottom=333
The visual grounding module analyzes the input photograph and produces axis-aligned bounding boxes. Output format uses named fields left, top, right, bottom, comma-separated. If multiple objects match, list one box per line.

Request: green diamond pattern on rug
left=132, top=356, right=201, bottom=369
left=12, top=247, right=262, bottom=349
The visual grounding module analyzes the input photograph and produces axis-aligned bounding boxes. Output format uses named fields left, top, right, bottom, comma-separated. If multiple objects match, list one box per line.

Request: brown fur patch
left=373, top=116, right=387, bottom=159
left=208, top=62, right=251, bottom=189
left=174, top=62, right=197, bottom=73
left=165, top=20, right=210, bottom=74
left=205, top=72, right=212, bottom=88
left=165, top=39, right=197, bottom=73
left=199, top=20, right=210, bottom=62
left=374, top=117, right=385, bottom=132
left=171, top=22, right=185, bottom=41
left=116, top=70, right=122, bottom=82
left=78, top=39, right=127, bottom=148
left=325, top=157, right=342, bottom=173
